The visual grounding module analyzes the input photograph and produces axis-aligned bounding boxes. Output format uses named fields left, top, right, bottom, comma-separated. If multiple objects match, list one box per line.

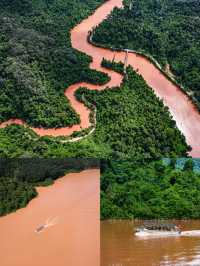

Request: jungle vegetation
left=0, top=0, right=108, bottom=127
left=101, top=159, right=200, bottom=219
left=0, top=158, right=99, bottom=216
left=0, top=0, right=191, bottom=159
left=76, top=66, right=189, bottom=159
left=0, top=65, right=189, bottom=159
left=93, top=0, right=200, bottom=103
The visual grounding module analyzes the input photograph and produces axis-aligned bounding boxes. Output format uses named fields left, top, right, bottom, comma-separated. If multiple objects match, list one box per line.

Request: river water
left=0, top=168, right=100, bottom=266
left=1, top=0, right=200, bottom=156
left=101, top=220, right=200, bottom=266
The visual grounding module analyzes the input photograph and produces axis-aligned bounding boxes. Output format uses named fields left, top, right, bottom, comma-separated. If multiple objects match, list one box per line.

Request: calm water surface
left=101, top=220, right=200, bottom=266
left=0, top=169, right=100, bottom=266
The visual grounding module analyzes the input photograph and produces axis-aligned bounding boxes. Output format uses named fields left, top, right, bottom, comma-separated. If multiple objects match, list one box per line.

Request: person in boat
left=136, top=222, right=181, bottom=233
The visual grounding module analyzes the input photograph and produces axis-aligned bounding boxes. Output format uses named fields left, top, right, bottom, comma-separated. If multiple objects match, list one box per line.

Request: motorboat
left=35, top=225, right=45, bottom=233
left=135, top=222, right=181, bottom=237
left=35, top=217, right=58, bottom=233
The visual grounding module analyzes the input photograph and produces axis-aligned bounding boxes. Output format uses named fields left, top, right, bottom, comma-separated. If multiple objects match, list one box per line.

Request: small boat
left=35, top=217, right=58, bottom=233
left=135, top=222, right=181, bottom=237
left=35, top=225, right=46, bottom=233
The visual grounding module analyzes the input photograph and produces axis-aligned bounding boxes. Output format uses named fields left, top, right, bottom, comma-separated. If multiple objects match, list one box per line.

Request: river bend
left=1, top=0, right=200, bottom=157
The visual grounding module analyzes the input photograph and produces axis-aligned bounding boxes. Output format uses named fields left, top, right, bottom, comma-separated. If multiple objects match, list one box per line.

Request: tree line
left=0, top=0, right=107, bottom=128
left=93, top=0, right=200, bottom=104
left=101, top=159, right=200, bottom=219
left=0, top=158, right=99, bottom=216
left=76, top=64, right=189, bottom=159
left=0, top=61, right=189, bottom=159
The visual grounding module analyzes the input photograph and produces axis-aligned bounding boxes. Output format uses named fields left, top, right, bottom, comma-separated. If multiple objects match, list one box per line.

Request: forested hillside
left=101, top=159, right=200, bottom=219
left=76, top=66, right=189, bottom=159
left=0, top=1, right=191, bottom=159
left=0, top=64, right=189, bottom=159
left=0, top=0, right=107, bottom=127
left=0, top=158, right=99, bottom=216
left=93, top=0, right=200, bottom=103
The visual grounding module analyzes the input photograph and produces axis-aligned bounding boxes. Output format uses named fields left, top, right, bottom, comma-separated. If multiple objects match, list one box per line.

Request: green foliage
left=101, top=159, right=200, bottom=219
left=93, top=0, right=200, bottom=101
left=0, top=125, right=111, bottom=158
left=0, top=175, right=37, bottom=216
left=0, top=158, right=99, bottom=216
left=0, top=66, right=189, bottom=158
left=76, top=67, right=189, bottom=159
left=0, top=1, right=190, bottom=158
left=0, top=0, right=108, bottom=127
left=183, top=159, right=194, bottom=171
left=101, top=58, right=124, bottom=74
left=0, top=0, right=33, bottom=14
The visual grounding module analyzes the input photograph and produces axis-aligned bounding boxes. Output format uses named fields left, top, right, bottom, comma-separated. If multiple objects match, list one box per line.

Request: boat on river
left=35, top=225, right=46, bottom=233
left=135, top=222, right=181, bottom=236
left=35, top=217, right=59, bottom=233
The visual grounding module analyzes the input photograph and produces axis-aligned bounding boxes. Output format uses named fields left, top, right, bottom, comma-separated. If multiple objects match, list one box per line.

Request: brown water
left=1, top=0, right=200, bottom=156
left=0, top=168, right=100, bottom=266
left=101, top=220, right=200, bottom=266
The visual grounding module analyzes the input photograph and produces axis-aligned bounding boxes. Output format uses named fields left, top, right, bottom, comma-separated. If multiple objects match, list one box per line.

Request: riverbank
left=0, top=158, right=99, bottom=216
left=89, top=30, right=200, bottom=112
left=0, top=169, right=100, bottom=266
left=0, top=0, right=199, bottom=157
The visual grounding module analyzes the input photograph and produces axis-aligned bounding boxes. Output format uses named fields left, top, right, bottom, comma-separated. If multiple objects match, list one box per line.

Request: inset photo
left=101, top=159, right=200, bottom=266
left=0, top=158, right=100, bottom=266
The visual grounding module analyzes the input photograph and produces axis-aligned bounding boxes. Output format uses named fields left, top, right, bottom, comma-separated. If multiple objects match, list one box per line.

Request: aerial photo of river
left=0, top=168, right=100, bottom=266
left=1, top=0, right=200, bottom=157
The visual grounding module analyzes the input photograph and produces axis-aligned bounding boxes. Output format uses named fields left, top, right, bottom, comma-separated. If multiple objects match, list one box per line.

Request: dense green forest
left=93, top=0, right=200, bottom=102
left=0, top=158, right=99, bottom=216
left=101, top=159, right=200, bottom=219
left=0, top=0, right=191, bottom=158
left=0, top=0, right=108, bottom=127
left=0, top=64, right=189, bottom=159
left=76, top=66, right=189, bottom=159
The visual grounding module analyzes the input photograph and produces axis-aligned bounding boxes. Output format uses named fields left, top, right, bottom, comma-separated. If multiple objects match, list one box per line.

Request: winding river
left=1, top=0, right=200, bottom=156
left=0, top=169, right=100, bottom=266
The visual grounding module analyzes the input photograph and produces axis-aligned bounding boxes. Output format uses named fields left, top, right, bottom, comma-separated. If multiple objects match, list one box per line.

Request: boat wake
left=35, top=216, right=59, bottom=234
left=181, top=230, right=200, bottom=237
left=136, top=230, right=200, bottom=239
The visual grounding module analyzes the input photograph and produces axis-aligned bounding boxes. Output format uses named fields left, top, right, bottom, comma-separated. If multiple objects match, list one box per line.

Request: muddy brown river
left=0, top=169, right=100, bottom=266
left=101, top=220, right=200, bottom=266
left=1, top=0, right=200, bottom=156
